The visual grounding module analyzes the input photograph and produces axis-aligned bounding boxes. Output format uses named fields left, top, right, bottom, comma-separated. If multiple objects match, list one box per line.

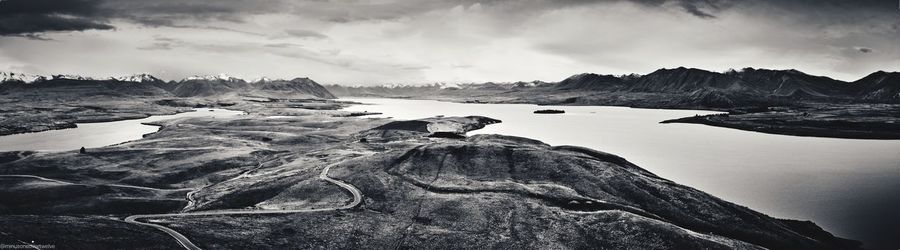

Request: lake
left=341, top=97, right=900, bottom=250
left=0, top=108, right=245, bottom=152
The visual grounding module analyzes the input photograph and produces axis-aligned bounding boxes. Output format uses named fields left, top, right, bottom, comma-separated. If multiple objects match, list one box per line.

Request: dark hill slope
left=628, top=67, right=745, bottom=93
left=731, top=68, right=851, bottom=97
left=564, top=68, right=855, bottom=98
left=852, top=71, right=900, bottom=100
left=1, top=78, right=172, bottom=97
left=554, top=73, right=626, bottom=91
left=171, top=78, right=249, bottom=97
left=331, top=134, right=859, bottom=250
left=249, top=78, right=337, bottom=99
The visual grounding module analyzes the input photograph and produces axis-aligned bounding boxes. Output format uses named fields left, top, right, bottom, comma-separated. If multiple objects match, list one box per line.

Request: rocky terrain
left=325, top=67, right=900, bottom=139
left=0, top=105, right=860, bottom=249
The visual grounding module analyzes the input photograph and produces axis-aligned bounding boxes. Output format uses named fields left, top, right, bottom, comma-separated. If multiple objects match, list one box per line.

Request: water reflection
left=0, top=108, right=245, bottom=151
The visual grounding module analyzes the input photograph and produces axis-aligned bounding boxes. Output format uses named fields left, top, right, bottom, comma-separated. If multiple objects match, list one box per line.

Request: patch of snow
left=184, top=74, right=244, bottom=82
left=252, top=77, right=272, bottom=83
left=0, top=72, right=45, bottom=83
left=115, top=73, right=160, bottom=83
left=52, top=74, right=94, bottom=81
left=439, top=83, right=461, bottom=89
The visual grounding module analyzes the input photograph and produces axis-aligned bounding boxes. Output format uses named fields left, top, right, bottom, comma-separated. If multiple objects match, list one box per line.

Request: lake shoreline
left=662, top=114, right=900, bottom=140
left=0, top=103, right=193, bottom=137
left=344, top=95, right=900, bottom=140
left=0, top=107, right=246, bottom=151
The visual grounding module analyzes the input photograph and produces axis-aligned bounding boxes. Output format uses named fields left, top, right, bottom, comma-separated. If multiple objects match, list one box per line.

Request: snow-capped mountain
left=0, top=72, right=46, bottom=83
left=251, top=77, right=272, bottom=83
left=3, top=72, right=165, bottom=84
left=115, top=73, right=163, bottom=83
left=1, top=72, right=337, bottom=99
left=51, top=74, right=95, bottom=81
left=439, top=83, right=461, bottom=89
left=183, top=73, right=243, bottom=82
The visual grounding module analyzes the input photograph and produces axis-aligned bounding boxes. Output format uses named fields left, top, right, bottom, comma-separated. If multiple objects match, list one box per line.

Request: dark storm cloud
left=0, top=0, right=288, bottom=35
left=100, top=0, right=287, bottom=24
left=675, top=1, right=719, bottom=18
left=0, top=0, right=113, bottom=35
left=0, top=14, right=114, bottom=35
left=0, top=0, right=101, bottom=16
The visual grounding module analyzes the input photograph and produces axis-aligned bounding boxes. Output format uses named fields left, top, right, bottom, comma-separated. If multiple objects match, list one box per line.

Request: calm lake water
left=0, top=108, right=245, bottom=151
left=342, top=97, right=900, bottom=250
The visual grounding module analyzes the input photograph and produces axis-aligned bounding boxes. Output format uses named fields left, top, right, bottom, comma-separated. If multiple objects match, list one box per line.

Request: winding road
left=123, top=163, right=362, bottom=250
left=0, top=175, right=75, bottom=185
left=1, top=157, right=362, bottom=250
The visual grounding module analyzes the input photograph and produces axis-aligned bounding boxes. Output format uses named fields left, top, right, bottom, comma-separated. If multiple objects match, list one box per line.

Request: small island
left=534, top=109, right=565, bottom=114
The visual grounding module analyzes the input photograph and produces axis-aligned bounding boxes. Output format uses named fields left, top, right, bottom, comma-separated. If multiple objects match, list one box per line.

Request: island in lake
left=534, top=109, right=566, bottom=114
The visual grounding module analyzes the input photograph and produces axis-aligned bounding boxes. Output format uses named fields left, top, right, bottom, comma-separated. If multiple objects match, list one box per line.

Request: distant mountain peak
left=555, top=72, right=625, bottom=91
left=252, top=77, right=272, bottom=83
left=647, top=67, right=712, bottom=76
left=51, top=74, right=95, bottom=81
left=184, top=74, right=243, bottom=82
left=116, top=73, right=162, bottom=83
left=250, top=77, right=316, bottom=83
left=0, top=72, right=46, bottom=84
left=869, top=70, right=896, bottom=75
left=737, top=68, right=811, bottom=76
left=666, top=66, right=710, bottom=72
left=564, top=72, right=620, bottom=80
left=439, top=83, right=461, bottom=89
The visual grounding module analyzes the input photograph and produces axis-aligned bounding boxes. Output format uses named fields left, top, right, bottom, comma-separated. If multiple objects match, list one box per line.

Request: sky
left=0, top=0, right=897, bottom=85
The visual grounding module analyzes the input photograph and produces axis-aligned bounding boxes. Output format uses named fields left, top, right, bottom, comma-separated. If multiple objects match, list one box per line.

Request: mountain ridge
left=0, top=72, right=329, bottom=85
left=0, top=72, right=337, bottom=99
left=324, top=67, right=900, bottom=103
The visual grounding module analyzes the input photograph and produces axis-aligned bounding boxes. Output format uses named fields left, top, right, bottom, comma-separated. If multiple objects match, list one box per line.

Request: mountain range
left=326, top=68, right=900, bottom=105
left=0, top=73, right=336, bottom=99
left=3, top=68, right=897, bottom=105
left=555, top=67, right=898, bottom=100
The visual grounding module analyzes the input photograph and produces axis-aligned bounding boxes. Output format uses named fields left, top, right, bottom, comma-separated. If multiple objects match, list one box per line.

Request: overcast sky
left=0, top=0, right=897, bottom=84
